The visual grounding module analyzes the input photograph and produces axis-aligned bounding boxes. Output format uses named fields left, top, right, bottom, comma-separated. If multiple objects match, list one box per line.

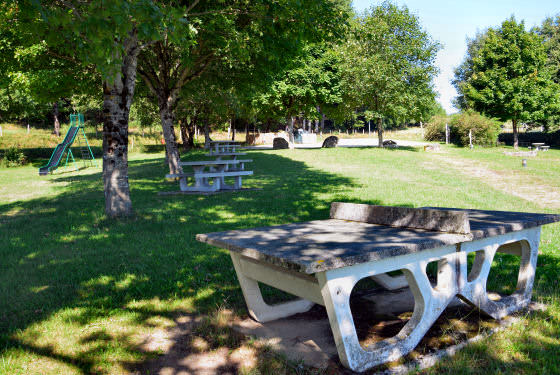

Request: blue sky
left=352, top=0, right=560, bottom=114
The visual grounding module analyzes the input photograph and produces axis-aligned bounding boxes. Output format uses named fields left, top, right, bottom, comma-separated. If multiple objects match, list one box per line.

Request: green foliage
left=339, top=1, right=441, bottom=125
left=1, top=146, right=26, bottom=167
left=457, top=17, right=560, bottom=125
left=450, top=111, right=501, bottom=147
left=424, top=115, right=449, bottom=142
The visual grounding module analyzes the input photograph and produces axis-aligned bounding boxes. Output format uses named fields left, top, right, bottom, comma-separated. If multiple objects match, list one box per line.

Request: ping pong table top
left=196, top=208, right=559, bottom=274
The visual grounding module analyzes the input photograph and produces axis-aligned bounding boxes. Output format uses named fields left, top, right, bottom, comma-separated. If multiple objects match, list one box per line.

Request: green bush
left=450, top=111, right=501, bottom=147
left=1, top=147, right=27, bottom=167
left=424, top=115, right=448, bottom=142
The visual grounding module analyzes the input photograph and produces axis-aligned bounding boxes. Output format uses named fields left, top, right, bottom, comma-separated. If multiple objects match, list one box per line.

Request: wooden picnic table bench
left=197, top=202, right=560, bottom=372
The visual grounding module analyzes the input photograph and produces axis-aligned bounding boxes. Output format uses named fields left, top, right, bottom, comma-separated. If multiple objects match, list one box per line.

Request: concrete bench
left=197, top=203, right=559, bottom=372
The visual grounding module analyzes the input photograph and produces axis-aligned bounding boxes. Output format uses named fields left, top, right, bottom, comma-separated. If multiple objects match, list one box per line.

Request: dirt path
left=427, top=153, right=560, bottom=209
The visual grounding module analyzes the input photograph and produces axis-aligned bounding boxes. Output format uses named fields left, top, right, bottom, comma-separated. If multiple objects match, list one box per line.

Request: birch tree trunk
left=52, top=102, right=60, bottom=137
left=159, top=99, right=182, bottom=174
left=377, top=117, right=384, bottom=148
left=102, top=33, right=139, bottom=218
left=204, top=117, right=211, bottom=149
left=288, top=116, right=295, bottom=148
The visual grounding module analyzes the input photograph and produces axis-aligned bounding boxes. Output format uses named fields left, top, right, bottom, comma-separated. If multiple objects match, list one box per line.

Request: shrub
left=1, top=147, right=27, bottom=167
left=450, top=111, right=501, bottom=147
left=424, top=115, right=448, bottom=142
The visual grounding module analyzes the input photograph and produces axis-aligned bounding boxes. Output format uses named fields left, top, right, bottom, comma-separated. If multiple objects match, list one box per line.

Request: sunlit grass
left=0, top=143, right=559, bottom=374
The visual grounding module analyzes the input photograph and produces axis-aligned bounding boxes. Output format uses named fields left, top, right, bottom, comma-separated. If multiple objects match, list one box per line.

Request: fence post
left=445, top=123, right=450, bottom=144
left=27, top=124, right=30, bottom=134
left=469, top=129, right=473, bottom=149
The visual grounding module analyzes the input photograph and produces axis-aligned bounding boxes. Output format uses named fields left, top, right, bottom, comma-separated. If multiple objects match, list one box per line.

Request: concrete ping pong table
left=196, top=202, right=560, bottom=372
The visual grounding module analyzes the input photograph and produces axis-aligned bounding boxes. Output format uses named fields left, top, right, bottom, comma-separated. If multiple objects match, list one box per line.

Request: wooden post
left=27, top=124, right=30, bottom=134
left=368, top=120, right=371, bottom=136
left=445, top=123, right=450, bottom=144
left=130, top=136, right=134, bottom=152
left=469, top=129, right=473, bottom=149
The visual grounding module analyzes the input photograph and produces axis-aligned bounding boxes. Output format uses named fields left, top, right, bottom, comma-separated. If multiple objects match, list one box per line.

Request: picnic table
left=167, top=158, right=253, bottom=192
left=531, top=142, right=549, bottom=151
left=208, top=140, right=243, bottom=155
left=197, top=202, right=560, bottom=372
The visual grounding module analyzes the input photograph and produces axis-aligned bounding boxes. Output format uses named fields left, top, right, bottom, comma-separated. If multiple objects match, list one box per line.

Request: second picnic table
left=167, top=140, right=253, bottom=192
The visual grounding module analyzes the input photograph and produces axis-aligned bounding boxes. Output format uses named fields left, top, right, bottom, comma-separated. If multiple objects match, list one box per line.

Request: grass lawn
left=1, top=135, right=559, bottom=374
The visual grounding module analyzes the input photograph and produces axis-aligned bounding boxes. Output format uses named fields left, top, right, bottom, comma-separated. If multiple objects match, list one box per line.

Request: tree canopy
left=455, top=17, right=560, bottom=147
left=338, top=1, right=441, bottom=146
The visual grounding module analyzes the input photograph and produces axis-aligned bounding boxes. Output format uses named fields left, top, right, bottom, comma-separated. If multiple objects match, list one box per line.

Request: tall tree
left=535, top=15, right=560, bottom=130
left=137, top=0, right=351, bottom=173
left=458, top=17, right=559, bottom=148
left=18, top=1, right=196, bottom=217
left=339, top=1, right=440, bottom=147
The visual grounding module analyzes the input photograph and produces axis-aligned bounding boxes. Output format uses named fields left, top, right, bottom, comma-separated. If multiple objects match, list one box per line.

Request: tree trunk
left=204, top=117, right=211, bottom=149
left=377, top=117, right=384, bottom=148
left=102, top=32, right=138, bottom=218
left=52, top=102, right=60, bottom=137
left=512, top=118, right=519, bottom=150
left=288, top=116, right=295, bottom=148
left=159, top=99, right=182, bottom=174
left=179, top=119, right=189, bottom=151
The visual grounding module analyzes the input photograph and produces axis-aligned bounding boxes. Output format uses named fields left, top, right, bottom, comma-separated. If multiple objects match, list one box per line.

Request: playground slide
left=38, top=126, right=80, bottom=176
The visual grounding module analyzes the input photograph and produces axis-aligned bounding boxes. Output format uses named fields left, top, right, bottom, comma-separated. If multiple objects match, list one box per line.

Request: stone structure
left=273, top=137, right=289, bottom=149
left=246, top=133, right=278, bottom=146
left=424, top=144, right=441, bottom=152
left=383, top=139, right=397, bottom=148
left=322, top=136, right=338, bottom=148
left=197, top=203, right=559, bottom=372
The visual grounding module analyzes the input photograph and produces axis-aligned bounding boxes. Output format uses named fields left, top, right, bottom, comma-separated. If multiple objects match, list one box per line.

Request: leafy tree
left=452, top=30, right=489, bottom=111
left=339, top=1, right=440, bottom=147
left=536, top=15, right=560, bottom=84
left=18, top=1, right=203, bottom=217
left=457, top=17, right=560, bottom=148
left=534, top=15, right=560, bottom=130
left=137, top=1, right=351, bottom=172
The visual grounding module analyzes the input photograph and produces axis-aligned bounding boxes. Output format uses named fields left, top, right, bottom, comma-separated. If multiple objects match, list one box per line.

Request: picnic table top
left=206, top=152, right=247, bottom=157
left=532, top=142, right=546, bottom=146
left=180, top=159, right=251, bottom=166
left=196, top=208, right=559, bottom=274
left=210, top=140, right=243, bottom=144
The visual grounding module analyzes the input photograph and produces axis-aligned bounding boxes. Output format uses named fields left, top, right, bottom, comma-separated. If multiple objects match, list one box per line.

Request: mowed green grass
left=0, top=144, right=559, bottom=374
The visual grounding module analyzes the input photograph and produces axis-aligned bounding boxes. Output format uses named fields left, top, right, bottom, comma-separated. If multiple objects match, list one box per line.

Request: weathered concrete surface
left=196, top=207, right=559, bottom=274
left=330, top=202, right=471, bottom=234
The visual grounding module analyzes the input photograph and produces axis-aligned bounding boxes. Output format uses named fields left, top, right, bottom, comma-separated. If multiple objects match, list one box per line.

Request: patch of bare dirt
left=429, top=154, right=560, bottom=209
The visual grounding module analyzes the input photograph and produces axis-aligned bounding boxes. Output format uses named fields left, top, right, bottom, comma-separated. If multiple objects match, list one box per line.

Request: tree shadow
left=0, top=150, right=365, bottom=373
left=1, top=149, right=558, bottom=374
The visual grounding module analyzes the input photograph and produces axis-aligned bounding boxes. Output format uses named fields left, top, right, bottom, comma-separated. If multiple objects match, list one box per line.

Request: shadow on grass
left=0, top=150, right=366, bottom=373
left=1, top=149, right=558, bottom=374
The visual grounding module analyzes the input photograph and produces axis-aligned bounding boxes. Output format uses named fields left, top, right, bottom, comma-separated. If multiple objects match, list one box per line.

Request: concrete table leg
left=317, top=246, right=459, bottom=372
left=230, top=253, right=314, bottom=322
left=458, top=227, right=541, bottom=319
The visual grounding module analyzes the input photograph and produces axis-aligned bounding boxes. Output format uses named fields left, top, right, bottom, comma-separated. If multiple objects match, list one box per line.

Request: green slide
left=38, top=126, right=80, bottom=176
